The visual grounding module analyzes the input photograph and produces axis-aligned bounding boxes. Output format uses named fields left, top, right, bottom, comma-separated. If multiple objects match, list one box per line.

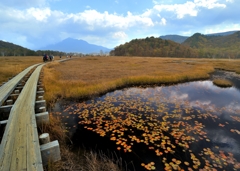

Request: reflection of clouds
left=188, top=99, right=222, bottom=114
left=211, top=130, right=240, bottom=155
left=169, top=91, right=188, bottom=101
left=195, top=81, right=214, bottom=89
left=225, top=102, right=240, bottom=114
left=189, top=100, right=212, bottom=108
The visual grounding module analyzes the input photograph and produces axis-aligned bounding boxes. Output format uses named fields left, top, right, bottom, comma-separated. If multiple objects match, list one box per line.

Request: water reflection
left=53, top=75, right=240, bottom=171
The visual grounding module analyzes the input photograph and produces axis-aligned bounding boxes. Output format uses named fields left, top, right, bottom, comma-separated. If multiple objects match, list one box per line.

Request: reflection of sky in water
left=54, top=74, right=240, bottom=171
left=121, top=81, right=240, bottom=115
left=104, top=81, right=240, bottom=168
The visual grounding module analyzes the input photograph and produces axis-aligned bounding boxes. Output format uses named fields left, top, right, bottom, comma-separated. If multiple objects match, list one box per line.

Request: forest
left=110, top=37, right=199, bottom=58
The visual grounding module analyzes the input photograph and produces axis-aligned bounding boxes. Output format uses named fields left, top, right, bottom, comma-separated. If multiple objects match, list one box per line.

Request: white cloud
left=148, top=0, right=226, bottom=19
left=68, top=10, right=154, bottom=29
left=160, top=18, right=167, bottom=25
left=27, top=7, right=51, bottom=21
left=194, top=0, right=226, bottom=9
left=112, top=31, right=128, bottom=39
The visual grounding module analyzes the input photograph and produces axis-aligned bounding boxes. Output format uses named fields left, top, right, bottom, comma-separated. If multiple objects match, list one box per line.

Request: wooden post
left=40, top=140, right=61, bottom=166
left=39, top=133, right=50, bottom=145
left=36, top=112, right=49, bottom=124
left=37, top=96, right=43, bottom=100
left=6, top=100, right=13, bottom=105
left=14, top=90, right=20, bottom=94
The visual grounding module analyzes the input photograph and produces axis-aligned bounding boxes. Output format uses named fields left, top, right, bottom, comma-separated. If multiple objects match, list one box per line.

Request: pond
left=53, top=70, right=240, bottom=171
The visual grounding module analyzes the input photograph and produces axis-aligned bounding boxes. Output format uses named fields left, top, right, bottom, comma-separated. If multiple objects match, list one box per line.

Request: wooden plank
left=0, top=64, right=44, bottom=171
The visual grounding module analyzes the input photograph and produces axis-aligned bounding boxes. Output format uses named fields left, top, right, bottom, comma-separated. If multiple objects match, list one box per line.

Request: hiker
left=43, top=54, right=48, bottom=62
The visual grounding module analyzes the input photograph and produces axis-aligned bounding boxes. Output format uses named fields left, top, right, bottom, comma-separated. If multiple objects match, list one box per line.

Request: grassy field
left=0, top=56, right=42, bottom=83
left=42, top=56, right=240, bottom=104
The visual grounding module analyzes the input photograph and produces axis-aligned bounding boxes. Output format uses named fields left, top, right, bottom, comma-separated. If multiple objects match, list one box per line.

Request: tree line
left=110, top=37, right=199, bottom=58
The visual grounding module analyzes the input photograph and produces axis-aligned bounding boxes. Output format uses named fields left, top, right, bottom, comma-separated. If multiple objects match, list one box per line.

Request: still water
left=53, top=71, right=240, bottom=171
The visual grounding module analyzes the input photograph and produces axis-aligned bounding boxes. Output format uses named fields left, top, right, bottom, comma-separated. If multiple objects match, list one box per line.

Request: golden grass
left=42, top=56, right=240, bottom=103
left=213, top=79, right=233, bottom=88
left=0, top=56, right=42, bottom=83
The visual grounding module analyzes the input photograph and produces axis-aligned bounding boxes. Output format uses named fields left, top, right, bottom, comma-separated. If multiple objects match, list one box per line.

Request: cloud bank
left=0, top=0, right=239, bottom=49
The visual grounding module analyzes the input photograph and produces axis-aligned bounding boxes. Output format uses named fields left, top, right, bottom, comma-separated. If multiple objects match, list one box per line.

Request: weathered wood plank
left=0, top=64, right=44, bottom=171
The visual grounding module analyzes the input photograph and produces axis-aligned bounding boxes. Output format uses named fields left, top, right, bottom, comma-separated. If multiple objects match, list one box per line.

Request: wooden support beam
left=35, top=100, right=46, bottom=109
left=36, top=91, right=44, bottom=96
left=6, top=100, right=13, bottom=105
left=36, top=112, right=49, bottom=124
left=9, top=94, right=19, bottom=101
left=0, top=120, right=8, bottom=125
left=0, top=105, right=13, bottom=113
left=40, top=140, right=61, bottom=166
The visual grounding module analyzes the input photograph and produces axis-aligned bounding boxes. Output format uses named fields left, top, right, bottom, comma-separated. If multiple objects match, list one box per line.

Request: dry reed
left=213, top=79, right=233, bottom=87
left=42, top=57, right=240, bottom=103
left=0, top=56, right=42, bottom=83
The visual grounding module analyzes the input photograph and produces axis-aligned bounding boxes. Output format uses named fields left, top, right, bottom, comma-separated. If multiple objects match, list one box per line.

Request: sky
left=0, top=0, right=239, bottom=50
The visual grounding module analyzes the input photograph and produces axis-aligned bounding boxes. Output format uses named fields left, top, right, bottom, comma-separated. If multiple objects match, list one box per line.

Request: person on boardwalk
left=43, top=54, right=48, bottom=62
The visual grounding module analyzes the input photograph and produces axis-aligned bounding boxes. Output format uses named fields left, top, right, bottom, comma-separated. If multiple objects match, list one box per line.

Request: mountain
left=0, top=40, right=37, bottom=56
left=183, top=31, right=240, bottom=48
left=159, top=35, right=189, bottom=44
left=110, top=36, right=199, bottom=58
left=182, top=31, right=240, bottom=58
left=205, top=30, right=239, bottom=36
left=160, top=31, right=239, bottom=44
left=40, top=38, right=112, bottom=54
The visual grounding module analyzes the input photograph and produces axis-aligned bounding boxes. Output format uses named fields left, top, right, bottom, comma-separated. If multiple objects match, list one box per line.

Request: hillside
left=160, top=31, right=238, bottom=44
left=0, top=40, right=36, bottom=56
left=110, top=37, right=199, bottom=57
left=182, top=31, right=240, bottom=58
left=40, top=38, right=112, bottom=54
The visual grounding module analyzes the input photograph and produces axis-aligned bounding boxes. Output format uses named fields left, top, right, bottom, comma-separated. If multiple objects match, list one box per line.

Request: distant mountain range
left=1, top=30, right=240, bottom=58
left=160, top=30, right=239, bottom=44
left=159, top=35, right=189, bottom=44
left=39, top=38, right=112, bottom=54
left=111, top=30, right=240, bottom=58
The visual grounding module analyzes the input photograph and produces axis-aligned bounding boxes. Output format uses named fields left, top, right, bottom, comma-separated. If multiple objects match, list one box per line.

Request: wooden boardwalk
left=0, top=59, right=70, bottom=171
left=0, top=64, right=44, bottom=171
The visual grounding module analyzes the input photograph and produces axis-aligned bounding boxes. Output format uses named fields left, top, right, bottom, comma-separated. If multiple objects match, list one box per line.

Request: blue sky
left=0, top=0, right=239, bottom=50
